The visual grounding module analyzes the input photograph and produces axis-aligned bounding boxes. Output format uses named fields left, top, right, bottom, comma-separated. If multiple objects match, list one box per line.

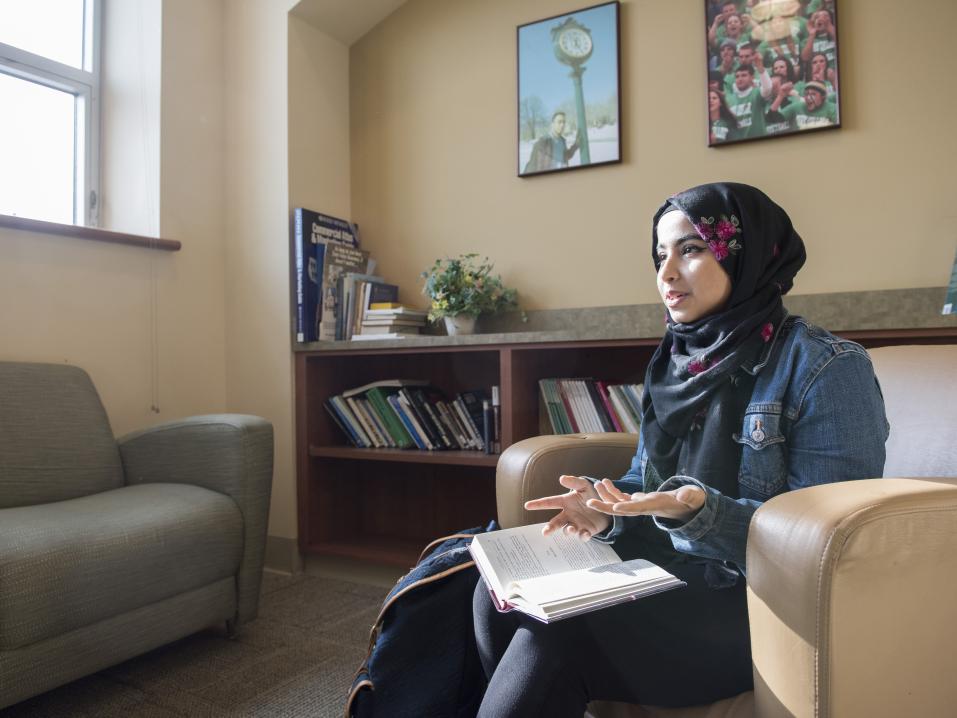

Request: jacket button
left=750, top=419, right=765, bottom=443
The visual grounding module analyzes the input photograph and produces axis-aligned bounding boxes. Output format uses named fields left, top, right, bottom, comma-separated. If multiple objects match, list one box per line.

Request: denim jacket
left=598, top=315, right=889, bottom=573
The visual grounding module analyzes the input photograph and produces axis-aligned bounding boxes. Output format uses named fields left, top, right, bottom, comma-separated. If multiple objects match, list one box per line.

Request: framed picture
left=518, top=1, right=621, bottom=177
left=705, top=0, right=841, bottom=146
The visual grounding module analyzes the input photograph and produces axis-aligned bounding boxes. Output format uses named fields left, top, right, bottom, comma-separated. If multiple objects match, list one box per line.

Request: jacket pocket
left=732, top=407, right=787, bottom=499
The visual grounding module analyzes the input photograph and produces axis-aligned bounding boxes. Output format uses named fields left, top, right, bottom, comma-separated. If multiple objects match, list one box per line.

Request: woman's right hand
left=523, top=475, right=612, bottom=541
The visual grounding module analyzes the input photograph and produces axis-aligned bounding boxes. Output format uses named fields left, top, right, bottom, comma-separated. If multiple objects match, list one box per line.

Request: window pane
left=0, top=73, right=75, bottom=224
left=0, top=0, right=85, bottom=69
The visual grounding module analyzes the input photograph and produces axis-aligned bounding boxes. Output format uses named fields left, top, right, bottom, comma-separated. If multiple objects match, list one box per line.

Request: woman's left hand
left=586, top=478, right=706, bottom=523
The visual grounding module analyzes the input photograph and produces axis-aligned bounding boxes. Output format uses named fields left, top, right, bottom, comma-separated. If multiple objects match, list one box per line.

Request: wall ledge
left=0, top=214, right=181, bottom=252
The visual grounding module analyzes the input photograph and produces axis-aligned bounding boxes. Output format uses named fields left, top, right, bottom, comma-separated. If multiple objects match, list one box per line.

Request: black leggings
left=472, top=557, right=753, bottom=717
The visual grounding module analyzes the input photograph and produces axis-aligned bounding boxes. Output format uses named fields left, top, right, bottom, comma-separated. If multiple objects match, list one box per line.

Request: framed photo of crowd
left=704, top=0, right=841, bottom=146
left=517, top=1, right=621, bottom=176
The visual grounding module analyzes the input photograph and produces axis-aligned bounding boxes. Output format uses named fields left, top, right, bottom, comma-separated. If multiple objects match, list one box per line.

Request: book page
left=513, top=559, right=675, bottom=608
left=470, top=523, right=619, bottom=597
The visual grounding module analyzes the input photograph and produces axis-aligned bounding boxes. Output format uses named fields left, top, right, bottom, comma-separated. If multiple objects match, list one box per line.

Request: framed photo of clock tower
left=518, top=1, right=621, bottom=177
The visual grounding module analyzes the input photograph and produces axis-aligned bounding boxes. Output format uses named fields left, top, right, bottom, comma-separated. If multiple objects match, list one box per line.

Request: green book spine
left=367, top=387, right=414, bottom=449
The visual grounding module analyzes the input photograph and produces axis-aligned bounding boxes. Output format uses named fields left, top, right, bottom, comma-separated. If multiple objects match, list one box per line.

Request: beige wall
left=222, top=0, right=301, bottom=541
left=0, top=0, right=227, bottom=438
left=351, top=0, right=957, bottom=310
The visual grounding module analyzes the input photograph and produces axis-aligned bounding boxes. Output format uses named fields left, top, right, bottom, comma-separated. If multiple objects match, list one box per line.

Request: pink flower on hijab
left=715, top=218, right=738, bottom=241
left=694, top=221, right=714, bottom=240
left=761, top=322, right=774, bottom=342
left=708, top=239, right=729, bottom=261
left=688, top=356, right=711, bottom=375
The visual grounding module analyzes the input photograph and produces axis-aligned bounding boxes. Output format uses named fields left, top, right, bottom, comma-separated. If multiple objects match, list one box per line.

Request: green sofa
left=0, top=361, right=273, bottom=709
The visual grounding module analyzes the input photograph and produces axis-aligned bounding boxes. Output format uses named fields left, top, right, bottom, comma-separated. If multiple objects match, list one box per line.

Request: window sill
left=0, top=214, right=181, bottom=252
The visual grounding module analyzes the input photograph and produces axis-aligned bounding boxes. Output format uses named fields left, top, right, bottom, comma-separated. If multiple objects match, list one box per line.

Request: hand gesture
left=524, top=475, right=612, bottom=541
left=778, top=81, right=794, bottom=97
left=586, top=478, right=706, bottom=523
left=753, top=52, right=765, bottom=73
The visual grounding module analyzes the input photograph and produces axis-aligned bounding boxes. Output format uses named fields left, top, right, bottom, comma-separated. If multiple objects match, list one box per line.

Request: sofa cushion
left=0, top=362, right=125, bottom=508
left=0, top=483, right=243, bottom=649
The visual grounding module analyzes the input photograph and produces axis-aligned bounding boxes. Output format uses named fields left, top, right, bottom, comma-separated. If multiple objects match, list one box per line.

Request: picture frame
left=705, top=0, right=841, bottom=147
left=517, top=1, right=621, bottom=177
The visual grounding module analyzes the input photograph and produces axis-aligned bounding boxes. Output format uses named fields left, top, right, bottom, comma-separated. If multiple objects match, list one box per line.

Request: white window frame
left=0, top=0, right=101, bottom=226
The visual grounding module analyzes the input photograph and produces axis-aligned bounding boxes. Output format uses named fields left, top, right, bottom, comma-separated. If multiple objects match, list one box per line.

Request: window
left=0, top=0, right=101, bottom=226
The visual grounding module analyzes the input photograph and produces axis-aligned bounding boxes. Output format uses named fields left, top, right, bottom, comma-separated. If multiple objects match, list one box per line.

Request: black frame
left=704, top=0, right=842, bottom=147
left=517, top=1, right=622, bottom=177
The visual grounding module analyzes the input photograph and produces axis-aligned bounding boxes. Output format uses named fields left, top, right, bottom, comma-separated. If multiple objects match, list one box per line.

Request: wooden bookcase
left=295, top=327, right=957, bottom=567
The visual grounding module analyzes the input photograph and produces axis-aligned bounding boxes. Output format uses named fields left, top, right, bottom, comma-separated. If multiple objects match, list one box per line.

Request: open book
left=469, top=523, right=685, bottom=623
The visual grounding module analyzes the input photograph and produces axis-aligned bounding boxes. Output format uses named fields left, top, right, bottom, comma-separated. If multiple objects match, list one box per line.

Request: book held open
left=469, top=522, right=684, bottom=623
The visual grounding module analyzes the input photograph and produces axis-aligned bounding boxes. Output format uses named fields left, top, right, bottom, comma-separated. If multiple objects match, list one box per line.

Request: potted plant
left=420, top=254, right=518, bottom=335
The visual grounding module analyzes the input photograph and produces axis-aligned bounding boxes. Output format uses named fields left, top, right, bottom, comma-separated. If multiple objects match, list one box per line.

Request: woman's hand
left=523, top=475, right=612, bottom=541
left=586, top=478, right=706, bottom=524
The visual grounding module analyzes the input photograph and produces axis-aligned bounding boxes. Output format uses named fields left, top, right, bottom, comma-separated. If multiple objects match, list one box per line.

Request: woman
left=708, top=88, right=739, bottom=144
left=473, top=182, right=888, bottom=716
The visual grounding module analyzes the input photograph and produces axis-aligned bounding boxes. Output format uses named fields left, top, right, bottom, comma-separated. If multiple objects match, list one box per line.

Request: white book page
left=513, top=559, right=675, bottom=608
left=470, top=523, right=619, bottom=600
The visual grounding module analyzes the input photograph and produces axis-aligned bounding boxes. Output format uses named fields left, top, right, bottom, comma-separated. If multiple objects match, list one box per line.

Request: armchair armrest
left=496, top=433, right=638, bottom=529
left=747, top=477, right=957, bottom=718
left=118, top=414, right=274, bottom=624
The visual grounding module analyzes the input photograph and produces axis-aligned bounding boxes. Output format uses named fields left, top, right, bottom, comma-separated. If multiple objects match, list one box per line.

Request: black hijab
left=640, top=182, right=806, bottom=496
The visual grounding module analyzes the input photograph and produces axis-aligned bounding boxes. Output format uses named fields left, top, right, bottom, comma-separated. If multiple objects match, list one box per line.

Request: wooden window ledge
left=0, top=214, right=181, bottom=252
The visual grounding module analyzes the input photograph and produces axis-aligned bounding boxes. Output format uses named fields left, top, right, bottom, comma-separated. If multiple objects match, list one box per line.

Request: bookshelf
left=295, top=327, right=957, bottom=567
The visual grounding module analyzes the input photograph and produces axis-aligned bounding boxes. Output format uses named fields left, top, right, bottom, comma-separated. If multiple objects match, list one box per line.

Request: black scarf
left=640, top=183, right=806, bottom=497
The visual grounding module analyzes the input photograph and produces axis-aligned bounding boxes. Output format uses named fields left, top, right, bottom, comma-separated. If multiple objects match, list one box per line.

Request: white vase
left=444, top=315, right=477, bottom=335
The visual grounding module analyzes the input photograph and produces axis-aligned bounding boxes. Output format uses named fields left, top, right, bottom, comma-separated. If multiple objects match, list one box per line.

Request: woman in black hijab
left=474, top=182, right=888, bottom=715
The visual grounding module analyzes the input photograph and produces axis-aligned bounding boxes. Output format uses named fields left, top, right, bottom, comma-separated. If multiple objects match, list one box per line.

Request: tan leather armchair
left=496, top=344, right=957, bottom=718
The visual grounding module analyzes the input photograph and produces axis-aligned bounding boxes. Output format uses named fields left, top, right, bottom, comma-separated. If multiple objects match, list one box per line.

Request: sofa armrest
left=496, top=433, right=638, bottom=529
left=118, top=414, right=274, bottom=624
left=746, top=476, right=957, bottom=718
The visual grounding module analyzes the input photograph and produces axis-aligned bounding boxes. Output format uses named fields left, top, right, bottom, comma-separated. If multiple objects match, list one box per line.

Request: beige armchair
left=496, top=344, right=957, bottom=718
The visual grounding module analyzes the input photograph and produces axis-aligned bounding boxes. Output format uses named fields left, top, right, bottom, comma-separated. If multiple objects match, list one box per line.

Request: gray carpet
left=1, top=572, right=390, bottom=717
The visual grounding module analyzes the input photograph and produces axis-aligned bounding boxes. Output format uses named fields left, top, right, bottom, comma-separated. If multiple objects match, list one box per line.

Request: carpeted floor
left=0, top=572, right=390, bottom=717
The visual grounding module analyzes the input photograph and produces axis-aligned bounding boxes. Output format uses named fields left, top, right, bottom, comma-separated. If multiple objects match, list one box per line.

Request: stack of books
left=352, top=304, right=428, bottom=340
left=325, top=379, right=494, bottom=451
left=538, top=378, right=643, bottom=435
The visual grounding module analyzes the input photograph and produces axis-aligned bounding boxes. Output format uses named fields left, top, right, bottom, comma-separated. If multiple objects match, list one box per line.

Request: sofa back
left=869, top=344, right=957, bottom=479
left=0, top=362, right=124, bottom=508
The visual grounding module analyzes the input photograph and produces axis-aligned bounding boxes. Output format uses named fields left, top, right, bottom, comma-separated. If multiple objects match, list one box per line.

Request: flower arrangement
left=420, top=254, right=518, bottom=321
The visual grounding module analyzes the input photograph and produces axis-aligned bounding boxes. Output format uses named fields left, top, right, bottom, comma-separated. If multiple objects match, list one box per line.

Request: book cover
left=607, top=385, right=639, bottom=434
left=318, top=243, right=370, bottom=341
left=387, top=393, right=428, bottom=450
left=292, top=208, right=359, bottom=343
left=364, top=386, right=417, bottom=449
left=407, top=387, right=453, bottom=449
left=555, top=380, right=580, bottom=433
left=458, top=390, right=489, bottom=448
left=584, top=380, right=616, bottom=433
left=324, top=399, right=360, bottom=447
left=396, top=392, right=435, bottom=450
left=469, top=523, right=684, bottom=623
left=330, top=395, right=371, bottom=448
left=452, top=397, right=485, bottom=450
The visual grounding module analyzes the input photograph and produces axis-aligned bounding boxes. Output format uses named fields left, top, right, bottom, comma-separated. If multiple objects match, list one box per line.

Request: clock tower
left=551, top=17, right=594, bottom=164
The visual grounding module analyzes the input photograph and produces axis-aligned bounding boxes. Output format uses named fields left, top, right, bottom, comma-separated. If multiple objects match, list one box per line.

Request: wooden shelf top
left=309, top=445, right=500, bottom=467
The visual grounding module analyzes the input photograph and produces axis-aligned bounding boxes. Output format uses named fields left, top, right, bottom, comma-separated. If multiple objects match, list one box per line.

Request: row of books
left=325, top=379, right=500, bottom=452
left=293, top=207, right=420, bottom=342
left=539, top=378, right=644, bottom=435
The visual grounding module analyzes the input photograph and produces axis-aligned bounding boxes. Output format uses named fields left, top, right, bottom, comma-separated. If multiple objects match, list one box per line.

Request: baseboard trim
left=264, top=535, right=303, bottom=575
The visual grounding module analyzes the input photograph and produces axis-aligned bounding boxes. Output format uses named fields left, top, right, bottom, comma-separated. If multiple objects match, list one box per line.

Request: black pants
left=472, top=534, right=753, bottom=718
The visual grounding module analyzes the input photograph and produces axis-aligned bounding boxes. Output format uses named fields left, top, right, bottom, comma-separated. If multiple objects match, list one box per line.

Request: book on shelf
left=458, top=389, right=489, bottom=451
left=469, top=522, right=684, bottom=623
left=337, top=273, right=395, bottom=341
left=318, top=243, right=370, bottom=341
left=539, top=379, right=643, bottom=435
left=327, top=379, right=496, bottom=453
left=292, top=208, right=358, bottom=343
